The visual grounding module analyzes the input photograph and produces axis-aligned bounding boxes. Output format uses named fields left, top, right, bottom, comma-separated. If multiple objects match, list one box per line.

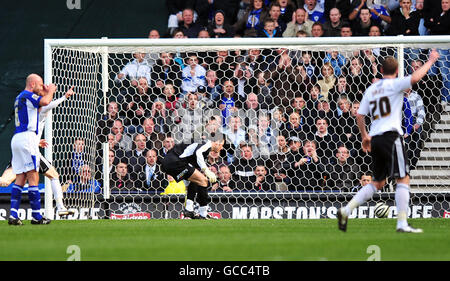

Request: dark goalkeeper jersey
left=170, top=141, right=212, bottom=170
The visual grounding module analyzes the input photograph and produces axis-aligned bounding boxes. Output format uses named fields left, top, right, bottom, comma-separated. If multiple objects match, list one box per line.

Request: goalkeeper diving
left=0, top=86, right=76, bottom=217
left=160, top=137, right=225, bottom=219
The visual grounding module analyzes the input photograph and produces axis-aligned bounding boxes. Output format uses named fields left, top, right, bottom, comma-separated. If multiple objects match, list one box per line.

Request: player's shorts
left=160, top=151, right=196, bottom=182
left=370, top=131, right=409, bottom=182
left=6, top=153, right=52, bottom=174
left=11, top=131, right=40, bottom=174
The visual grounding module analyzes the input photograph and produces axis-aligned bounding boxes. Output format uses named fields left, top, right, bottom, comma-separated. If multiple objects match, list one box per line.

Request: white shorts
left=11, top=131, right=40, bottom=174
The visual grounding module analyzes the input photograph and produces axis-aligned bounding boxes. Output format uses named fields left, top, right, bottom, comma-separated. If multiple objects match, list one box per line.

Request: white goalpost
left=43, top=36, right=450, bottom=220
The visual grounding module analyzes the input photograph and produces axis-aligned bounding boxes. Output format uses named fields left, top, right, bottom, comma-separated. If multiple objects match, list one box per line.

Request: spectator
left=258, top=18, right=283, bottom=37
left=366, top=1, right=391, bottom=30
left=268, top=135, right=290, bottom=190
left=63, top=164, right=101, bottom=193
left=97, top=101, right=121, bottom=143
left=311, top=21, right=325, bottom=36
left=323, top=7, right=349, bottom=36
left=280, top=111, right=307, bottom=140
left=283, top=7, right=315, bottom=36
left=114, top=52, right=152, bottom=88
left=210, top=50, right=236, bottom=80
left=95, top=149, right=117, bottom=187
left=268, top=2, right=288, bottom=34
left=233, top=0, right=270, bottom=37
left=336, top=94, right=351, bottom=116
left=146, top=30, right=161, bottom=67
left=246, top=49, right=270, bottom=73
left=327, top=144, right=359, bottom=192
left=124, top=133, right=148, bottom=175
left=166, top=0, right=196, bottom=35
left=151, top=52, right=183, bottom=92
left=425, top=0, right=450, bottom=101
left=197, top=0, right=241, bottom=25
left=351, top=7, right=380, bottom=36
left=254, top=165, right=275, bottom=191
left=386, top=0, right=420, bottom=35
left=415, top=0, right=430, bottom=35
left=304, top=0, right=326, bottom=23
left=72, top=138, right=86, bottom=176
left=281, top=136, right=303, bottom=190
left=339, top=23, right=353, bottom=36
left=351, top=171, right=373, bottom=192
left=299, top=51, right=320, bottom=82
left=178, top=8, right=204, bottom=38
left=329, top=76, right=351, bottom=108
left=323, top=51, right=347, bottom=77
left=222, top=115, right=247, bottom=160
left=135, top=149, right=168, bottom=192
left=233, top=62, right=257, bottom=98
left=205, top=70, right=222, bottom=104
left=231, top=144, right=259, bottom=191
left=270, top=51, right=303, bottom=109
left=207, top=9, right=236, bottom=38
left=284, top=139, right=328, bottom=191
left=324, top=0, right=354, bottom=21
left=218, top=80, right=243, bottom=126
left=212, top=165, right=235, bottom=192
left=181, top=54, right=207, bottom=95
left=123, top=77, right=153, bottom=134
left=404, top=88, right=426, bottom=169
left=158, top=136, right=175, bottom=161
left=278, top=0, right=296, bottom=24
left=174, top=92, right=204, bottom=143
left=337, top=99, right=361, bottom=151
left=317, top=62, right=337, bottom=100
left=141, top=117, right=165, bottom=150
left=161, top=83, right=180, bottom=113
left=110, top=161, right=135, bottom=193
left=253, top=71, right=273, bottom=108
left=151, top=98, right=173, bottom=135
left=344, top=56, right=373, bottom=102
left=309, top=117, right=340, bottom=158
left=305, top=84, right=323, bottom=113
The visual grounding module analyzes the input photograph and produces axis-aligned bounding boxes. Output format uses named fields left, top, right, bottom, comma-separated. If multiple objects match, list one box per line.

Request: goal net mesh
left=47, top=38, right=450, bottom=219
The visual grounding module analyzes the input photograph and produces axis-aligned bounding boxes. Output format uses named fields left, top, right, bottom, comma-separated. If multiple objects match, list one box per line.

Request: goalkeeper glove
left=202, top=167, right=217, bottom=184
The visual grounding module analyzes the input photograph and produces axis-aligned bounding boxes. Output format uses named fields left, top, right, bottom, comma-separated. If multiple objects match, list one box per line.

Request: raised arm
left=411, top=49, right=440, bottom=85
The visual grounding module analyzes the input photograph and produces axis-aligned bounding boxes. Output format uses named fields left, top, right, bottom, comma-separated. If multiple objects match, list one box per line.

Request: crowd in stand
left=67, top=0, right=449, bottom=194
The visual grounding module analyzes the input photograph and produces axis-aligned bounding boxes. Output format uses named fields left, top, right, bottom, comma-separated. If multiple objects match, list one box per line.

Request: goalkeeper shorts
left=160, top=152, right=196, bottom=182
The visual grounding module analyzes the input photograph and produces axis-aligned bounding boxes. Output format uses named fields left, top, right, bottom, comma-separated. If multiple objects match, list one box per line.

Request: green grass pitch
left=1, top=218, right=449, bottom=261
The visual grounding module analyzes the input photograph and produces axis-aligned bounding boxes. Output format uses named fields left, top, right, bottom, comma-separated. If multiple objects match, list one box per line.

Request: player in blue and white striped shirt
left=9, top=74, right=55, bottom=225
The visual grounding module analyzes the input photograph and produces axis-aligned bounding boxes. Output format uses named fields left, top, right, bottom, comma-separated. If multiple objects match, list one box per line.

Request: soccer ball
left=374, top=202, right=390, bottom=218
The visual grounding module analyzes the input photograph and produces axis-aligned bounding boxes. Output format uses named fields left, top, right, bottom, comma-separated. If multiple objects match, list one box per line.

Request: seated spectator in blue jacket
left=63, top=164, right=101, bottom=193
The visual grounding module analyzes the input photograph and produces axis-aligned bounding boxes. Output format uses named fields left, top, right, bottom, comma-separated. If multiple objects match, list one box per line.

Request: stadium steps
left=410, top=103, right=450, bottom=190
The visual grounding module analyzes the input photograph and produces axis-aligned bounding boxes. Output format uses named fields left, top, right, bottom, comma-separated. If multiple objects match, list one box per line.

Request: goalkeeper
left=161, top=137, right=225, bottom=219
left=0, top=86, right=75, bottom=217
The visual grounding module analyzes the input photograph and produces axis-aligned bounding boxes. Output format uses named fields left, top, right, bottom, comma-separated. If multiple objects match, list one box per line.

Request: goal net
left=44, top=36, right=450, bottom=220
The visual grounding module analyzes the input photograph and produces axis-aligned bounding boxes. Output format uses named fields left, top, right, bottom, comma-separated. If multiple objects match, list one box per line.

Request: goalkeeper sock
left=185, top=199, right=194, bottom=212
left=199, top=205, right=208, bottom=218
left=395, top=183, right=410, bottom=229
left=51, top=178, right=65, bottom=210
left=28, top=186, right=43, bottom=220
left=344, top=183, right=376, bottom=216
left=10, top=184, right=23, bottom=219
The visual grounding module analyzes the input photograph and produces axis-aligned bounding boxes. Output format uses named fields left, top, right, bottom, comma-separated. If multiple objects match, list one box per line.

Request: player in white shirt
left=8, top=74, right=55, bottom=225
left=1, top=86, right=76, bottom=218
left=337, top=49, right=440, bottom=233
